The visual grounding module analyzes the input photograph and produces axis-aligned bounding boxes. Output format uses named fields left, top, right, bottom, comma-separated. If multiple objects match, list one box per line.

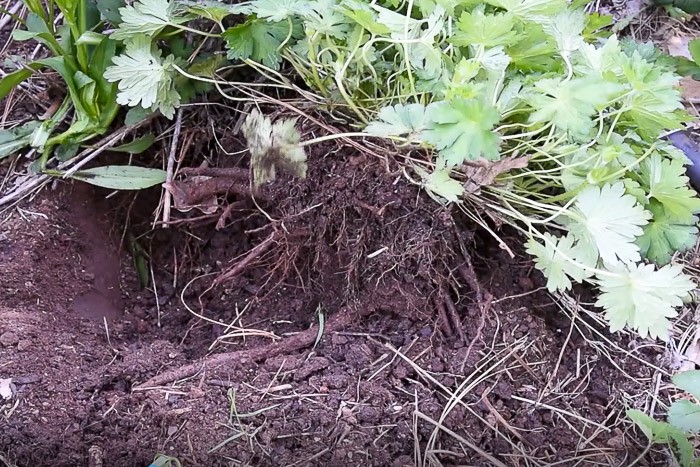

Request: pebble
left=0, top=331, right=19, bottom=347
left=16, top=340, right=31, bottom=351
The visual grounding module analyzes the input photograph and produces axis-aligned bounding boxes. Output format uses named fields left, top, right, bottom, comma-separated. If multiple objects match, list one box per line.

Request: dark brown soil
left=0, top=141, right=673, bottom=467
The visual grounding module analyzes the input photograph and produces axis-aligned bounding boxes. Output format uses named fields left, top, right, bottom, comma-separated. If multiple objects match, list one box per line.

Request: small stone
left=0, top=331, right=19, bottom=347
left=16, top=340, right=31, bottom=351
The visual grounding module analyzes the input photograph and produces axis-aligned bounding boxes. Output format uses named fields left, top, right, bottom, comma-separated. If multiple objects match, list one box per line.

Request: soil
left=0, top=5, right=686, bottom=464
left=0, top=144, right=675, bottom=466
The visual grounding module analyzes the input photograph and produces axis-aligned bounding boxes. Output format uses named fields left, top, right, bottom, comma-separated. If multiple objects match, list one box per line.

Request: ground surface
left=0, top=156, right=674, bottom=466
left=0, top=2, right=693, bottom=466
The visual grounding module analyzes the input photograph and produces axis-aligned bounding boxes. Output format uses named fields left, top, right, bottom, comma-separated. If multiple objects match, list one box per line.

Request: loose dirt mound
left=0, top=142, right=671, bottom=466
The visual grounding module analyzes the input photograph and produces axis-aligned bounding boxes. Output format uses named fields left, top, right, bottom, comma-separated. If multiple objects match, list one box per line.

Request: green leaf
left=222, top=19, right=289, bottom=70
left=669, top=430, right=695, bottom=467
left=596, top=262, right=695, bottom=340
left=674, top=0, right=700, bottom=14
left=674, top=370, right=700, bottom=400
left=67, top=165, right=167, bottom=190
left=97, top=0, right=125, bottom=24
left=110, top=0, right=188, bottom=40
left=566, top=182, right=651, bottom=266
left=241, top=109, right=307, bottom=188
left=526, top=233, right=594, bottom=293
left=627, top=409, right=677, bottom=442
left=638, top=154, right=700, bottom=220
left=365, top=103, right=429, bottom=142
left=637, top=200, right=698, bottom=265
left=688, top=38, right=700, bottom=66
left=669, top=400, right=700, bottom=432
left=0, top=63, right=42, bottom=100
left=525, top=77, right=624, bottom=140
left=187, top=54, right=227, bottom=78
left=104, top=34, right=181, bottom=118
left=125, top=106, right=154, bottom=126
left=55, top=142, right=80, bottom=161
left=76, top=31, right=106, bottom=45
left=0, top=121, right=41, bottom=159
left=423, top=98, right=501, bottom=165
left=450, top=10, right=518, bottom=48
left=110, top=134, right=156, bottom=153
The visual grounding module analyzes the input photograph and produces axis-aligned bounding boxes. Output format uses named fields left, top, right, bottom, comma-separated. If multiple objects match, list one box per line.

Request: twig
left=162, top=108, right=183, bottom=227
left=134, top=311, right=352, bottom=389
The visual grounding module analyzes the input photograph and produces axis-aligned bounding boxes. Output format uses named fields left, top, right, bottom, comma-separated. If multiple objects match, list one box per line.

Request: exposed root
left=433, top=293, right=453, bottom=337
left=213, top=230, right=280, bottom=286
left=180, top=167, right=249, bottom=179
left=133, top=310, right=353, bottom=389
left=443, top=290, right=466, bottom=343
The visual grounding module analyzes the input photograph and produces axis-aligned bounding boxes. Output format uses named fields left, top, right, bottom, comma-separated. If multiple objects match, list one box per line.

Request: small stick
left=162, top=108, right=183, bottom=227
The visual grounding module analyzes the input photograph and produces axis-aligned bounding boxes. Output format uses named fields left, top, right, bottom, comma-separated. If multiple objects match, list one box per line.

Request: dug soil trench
left=0, top=143, right=673, bottom=467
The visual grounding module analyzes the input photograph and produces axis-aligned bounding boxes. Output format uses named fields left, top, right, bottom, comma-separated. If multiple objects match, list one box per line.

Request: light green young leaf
left=525, top=77, right=624, bottom=140
left=526, top=233, right=594, bottom=293
left=110, top=0, right=187, bottom=40
left=67, top=165, right=167, bottom=190
left=104, top=35, right=181, bottom=118
left=669, top=400, right=700, bottom=432
left=638, top=154, right=700, bottom=220
left=302, top=0, right=350, bottom=38
left=637, top=200, right=698, bottom=265
left=576, top=34, right=621, bottom=77
left=621, top=52, right=690, bottom=138
left=180, top=0, right=243, bottom=23
left=423, top=98, right=501, bottom=165
left=450, top=10, right=518, bottom=48
left=674, top=370, right=700, bottom=400
left=241, top=109, right=307, bottom=187
left=542, top=9, right=585, bottom=57
left=222, top=19, right=288, bottom=69
left=627, top=409, right=680, bottom=443
left=415, top=166, right=463, bottom=204
left=484, top=0, right=566, bottom=21
left=365, top=103, right=429, bottom=142
left=595, top=262, right=695, bottom=340
left=567, top=182, right=651, bottom=265
left=248, top=0, right=309, bottom=22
